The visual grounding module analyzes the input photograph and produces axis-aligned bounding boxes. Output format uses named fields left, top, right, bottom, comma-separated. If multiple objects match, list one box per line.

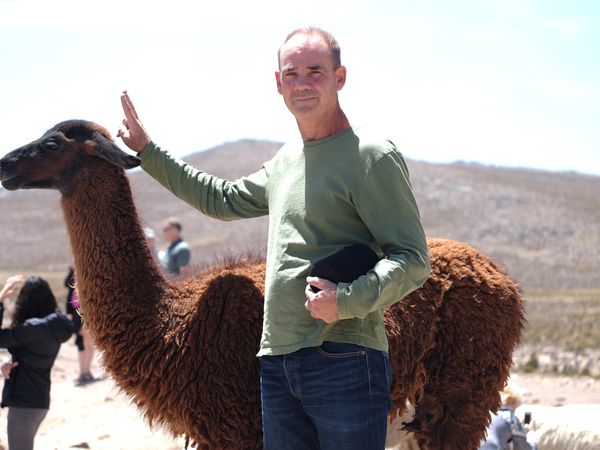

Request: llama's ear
left=85, top=134, right=141, bottom=170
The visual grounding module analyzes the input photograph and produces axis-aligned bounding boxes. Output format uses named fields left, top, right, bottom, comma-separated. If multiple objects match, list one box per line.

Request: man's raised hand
left=118, top=90, right=151, bottom=153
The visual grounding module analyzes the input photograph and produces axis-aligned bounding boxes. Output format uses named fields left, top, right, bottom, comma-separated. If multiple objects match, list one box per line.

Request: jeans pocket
left=317, top=341, right=367, bottom=358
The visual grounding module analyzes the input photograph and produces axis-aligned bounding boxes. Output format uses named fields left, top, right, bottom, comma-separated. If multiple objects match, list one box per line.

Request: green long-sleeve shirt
left=140, top=127, right=430, bottom=356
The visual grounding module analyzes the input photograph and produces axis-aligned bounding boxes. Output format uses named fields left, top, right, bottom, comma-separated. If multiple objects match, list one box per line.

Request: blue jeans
left=260, top=342, right=392, bottom=450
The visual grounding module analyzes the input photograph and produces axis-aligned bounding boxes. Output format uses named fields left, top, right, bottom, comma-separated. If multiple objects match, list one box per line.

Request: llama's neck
left=61, top=160, right=166, bottom=329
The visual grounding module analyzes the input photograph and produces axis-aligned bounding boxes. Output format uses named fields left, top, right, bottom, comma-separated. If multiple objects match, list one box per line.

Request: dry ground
left=1, top=342, right=599, bottom=450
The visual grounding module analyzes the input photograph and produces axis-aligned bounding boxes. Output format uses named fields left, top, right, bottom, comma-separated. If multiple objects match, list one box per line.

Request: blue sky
left=1, top=0, right=599, bottom=175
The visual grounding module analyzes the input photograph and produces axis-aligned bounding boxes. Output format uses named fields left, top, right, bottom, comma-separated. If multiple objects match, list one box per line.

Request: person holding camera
left=479, top=382, right=538, bottom=450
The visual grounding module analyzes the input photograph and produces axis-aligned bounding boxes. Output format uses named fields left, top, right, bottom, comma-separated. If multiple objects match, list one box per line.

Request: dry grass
left=522, top=289, right=600, bottom=350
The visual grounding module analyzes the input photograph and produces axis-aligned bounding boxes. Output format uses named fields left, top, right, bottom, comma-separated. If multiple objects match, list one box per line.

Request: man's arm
left=140, top=143, right=270, bottom=220
left=304, top=148, right=429, bottom=323
left=118, top=91, right=270, bottom=220
left=335, top=150, right=430, bottom=320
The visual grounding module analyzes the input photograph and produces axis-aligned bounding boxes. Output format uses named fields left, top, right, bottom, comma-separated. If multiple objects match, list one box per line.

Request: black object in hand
left=309, top=244, right=380, bottom=293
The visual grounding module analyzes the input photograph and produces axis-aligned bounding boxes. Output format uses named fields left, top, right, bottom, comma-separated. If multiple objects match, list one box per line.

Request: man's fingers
left=304, top=299, right=320, bottom=319
left=306, top=276, right=331, bottom=289
left=306, top=277, right=321, bottom=295
left=120, top=93, right=132, bottom=121
left=120, top=90, right=140, bottom=123
left=123, top=90, right=140, bottom=120
left=306, top=277, right=336, bottom=295
left=117, top=125, right=130, bottom=140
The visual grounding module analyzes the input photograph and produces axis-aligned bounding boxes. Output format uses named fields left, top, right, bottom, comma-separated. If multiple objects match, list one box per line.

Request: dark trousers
left=7, top=406, right=48, bottom=450
left=260, top=342, right=392, bottom=450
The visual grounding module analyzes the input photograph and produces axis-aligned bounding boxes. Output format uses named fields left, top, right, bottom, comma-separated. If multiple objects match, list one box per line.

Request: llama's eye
left=43, top=140, right=62, bottom=151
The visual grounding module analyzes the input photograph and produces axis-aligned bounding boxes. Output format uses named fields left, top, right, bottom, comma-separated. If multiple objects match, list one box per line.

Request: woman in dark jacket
left=0, top=275, right=74, bottom=450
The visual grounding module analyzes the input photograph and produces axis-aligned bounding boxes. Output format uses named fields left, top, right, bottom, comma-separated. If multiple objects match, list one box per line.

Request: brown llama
left=0, top=120, right=524, bottom=450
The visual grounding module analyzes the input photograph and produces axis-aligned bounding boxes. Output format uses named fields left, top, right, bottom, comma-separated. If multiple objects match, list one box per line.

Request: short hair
left=12, top=276, right=58, bottom=327
left=278, top=27, right=341, bottom=69
left=164, top=217, right=182, bottom=232
left=500, top=380, right=524, bottom=409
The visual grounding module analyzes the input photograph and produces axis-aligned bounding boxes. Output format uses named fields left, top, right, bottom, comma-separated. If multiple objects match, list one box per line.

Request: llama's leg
left=385, top=403, right=419, bottom=449
left=408, top=298, right=519, bottom=449
left=409, top=392, right=493, bottom=450
left=385, top=288, right=441, bottom=425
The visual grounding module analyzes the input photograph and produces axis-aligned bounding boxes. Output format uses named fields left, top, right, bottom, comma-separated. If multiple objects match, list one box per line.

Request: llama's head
left=0, top=120, right=140, bottom=192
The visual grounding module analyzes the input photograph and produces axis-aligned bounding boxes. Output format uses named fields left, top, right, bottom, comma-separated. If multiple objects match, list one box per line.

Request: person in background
left=64, top=267, right=97, bottom=386
left=479, top=381, right=538, bottom=450
left=160, top=217, right=191, bottom=276
left=0, top=274, right=73, bottom=450
left=118, top=26, right=429, bottom=449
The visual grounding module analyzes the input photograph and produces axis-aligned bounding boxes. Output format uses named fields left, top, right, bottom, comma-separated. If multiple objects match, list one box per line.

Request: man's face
left=163, top=224, right=179, bottom=243
left=276, top=33, right=346, bottom=121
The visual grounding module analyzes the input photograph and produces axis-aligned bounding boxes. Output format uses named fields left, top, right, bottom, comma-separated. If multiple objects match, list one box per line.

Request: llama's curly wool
left=0, top=120, right=524, bottom=450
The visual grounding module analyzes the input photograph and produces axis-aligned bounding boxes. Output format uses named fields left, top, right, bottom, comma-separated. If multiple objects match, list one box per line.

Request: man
left=118, top=27, right=430, bottom=450
left=160, top=217, right=191, bottom=276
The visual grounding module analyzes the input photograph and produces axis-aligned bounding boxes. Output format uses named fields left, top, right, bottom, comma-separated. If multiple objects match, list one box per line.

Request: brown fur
left=0, top=120, right=524, bottom=449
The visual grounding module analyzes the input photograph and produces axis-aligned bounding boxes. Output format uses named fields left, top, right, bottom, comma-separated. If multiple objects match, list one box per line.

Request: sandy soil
left=512, top=371, right=600, bottom=406
left=1, top=343, right=599, bottom=450
left=0, top=344, right=186, bottom=450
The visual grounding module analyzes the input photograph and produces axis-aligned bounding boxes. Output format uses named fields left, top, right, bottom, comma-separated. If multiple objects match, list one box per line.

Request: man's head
left=278, top=27, right=341, bottom=70
left=162, top=217, right=182, bottom=244
left=276, top=27, right=347, bottom=126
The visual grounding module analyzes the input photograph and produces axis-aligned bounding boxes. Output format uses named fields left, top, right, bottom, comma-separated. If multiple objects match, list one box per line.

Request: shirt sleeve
left=140, top=142, right=270, bottom=220
left=0, top=316, right=35, bottom=349
left=336, top=149, right=430, bottom=319
left=0, top=304, right=20, bottom=349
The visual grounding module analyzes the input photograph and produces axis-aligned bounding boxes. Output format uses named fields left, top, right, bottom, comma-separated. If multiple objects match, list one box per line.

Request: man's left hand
left=305, top=277, right=339, bottom=323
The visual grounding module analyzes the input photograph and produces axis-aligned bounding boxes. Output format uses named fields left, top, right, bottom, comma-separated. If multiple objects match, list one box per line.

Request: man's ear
left=275, top=71, right=283, bottom=95
left=335, top=66, right=347, bottom=91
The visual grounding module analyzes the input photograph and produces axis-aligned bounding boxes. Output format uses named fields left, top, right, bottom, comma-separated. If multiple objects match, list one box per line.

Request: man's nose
left=295, top=74, right=313, bottom=87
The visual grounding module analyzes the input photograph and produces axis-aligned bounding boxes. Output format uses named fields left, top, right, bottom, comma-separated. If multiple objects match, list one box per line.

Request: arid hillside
left=1, top=138, right=599, bottom=291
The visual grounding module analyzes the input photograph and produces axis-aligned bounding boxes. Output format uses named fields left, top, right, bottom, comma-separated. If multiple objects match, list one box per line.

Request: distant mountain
left=1, top=139, right=598, bottom=290
left=407, top=160, right=599, bottom=290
